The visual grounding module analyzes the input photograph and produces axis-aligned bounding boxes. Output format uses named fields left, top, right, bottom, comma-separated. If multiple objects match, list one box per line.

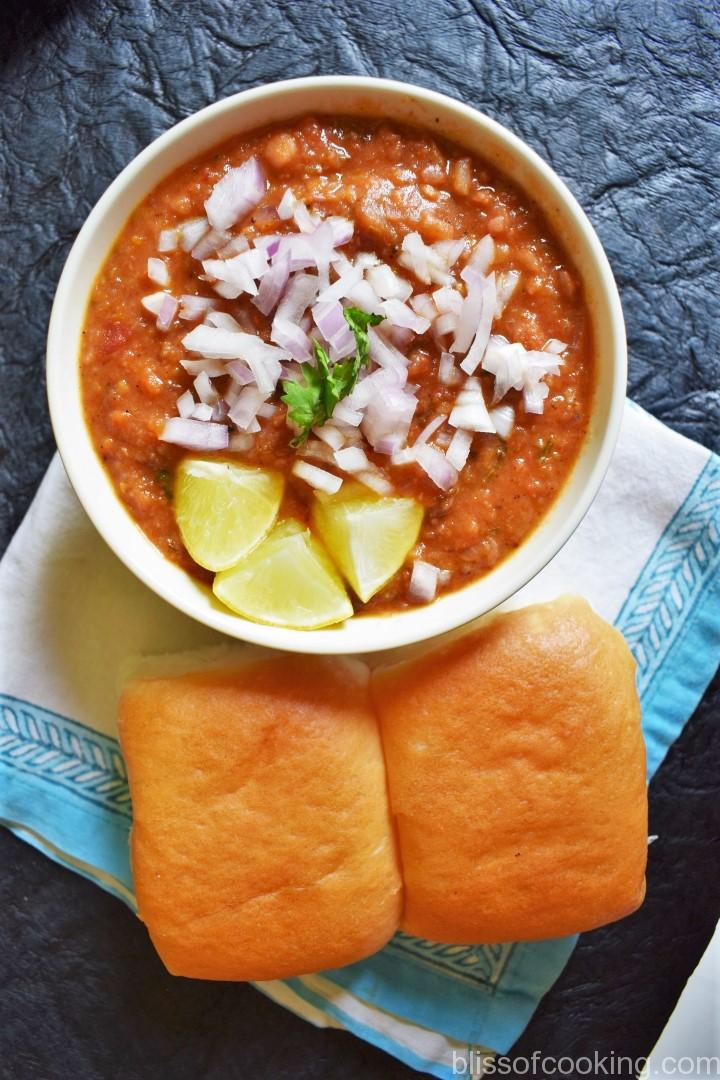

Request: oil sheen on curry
left=80, top=116, right=594, bottom=629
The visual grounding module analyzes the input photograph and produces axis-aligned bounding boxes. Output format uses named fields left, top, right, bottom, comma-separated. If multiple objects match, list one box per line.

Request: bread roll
left=372, top=596, right=647, bottom=943
left=119, top=655, right=402, bottom=980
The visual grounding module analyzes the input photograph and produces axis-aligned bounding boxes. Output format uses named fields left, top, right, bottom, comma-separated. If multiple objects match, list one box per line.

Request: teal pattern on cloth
left=1, top=446, right=719, bottom=1078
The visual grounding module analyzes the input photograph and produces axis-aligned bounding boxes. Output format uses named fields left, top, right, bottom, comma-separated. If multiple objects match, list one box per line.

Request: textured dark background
left=1, top=1, right=718, bottom=1077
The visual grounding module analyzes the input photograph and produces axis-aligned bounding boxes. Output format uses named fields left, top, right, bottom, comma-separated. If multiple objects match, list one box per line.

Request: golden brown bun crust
left=119, top=655, right=401, bottom=980
left=372, top=596, right=647, bottom=943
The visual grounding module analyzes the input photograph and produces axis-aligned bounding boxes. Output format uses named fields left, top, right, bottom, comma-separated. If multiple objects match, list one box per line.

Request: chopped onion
left=312, top=299, right=354, bottom=357
left=314, top=424, right=346, bottom=451
left=354, top=251, right=380, bottom=272
left=147, top=258, right=169, bottom=286
left=434, top=237, right=466, bottom=268
left=257, top=402, right=277, bottom=419
left=291, top=459, right=343, bottom=494
left=277, top=188, right=297, bottom=219
left=218, top=234, right=250, bottom=258
left=383, top=298, right=431, bottom=334
left=409, top=560, right=440, bottom=602
left=193, top=371, right=219, bottom=405
left=392, top=446, right=416, bottom=466
left=433, top=286, right=463, bottom=315
left=156, top=293, right=178, bottom=332
left=362, top=384, right=417, bottom=451
left=178, top=295, right=216, bottom=321
left=414, top=443, right=458, bottom=491
left=482, top=335, right=525, bottom=401
left=191, top=402, right=214, bottom=421
left=399, top=232, right=455, bottom=286
left=333, top=400, right=363, bottom=426
left=226, top=360, right=255, bottom=385
left=204, top=157, right=266, bottom=231
left=438, top=351, right=461, bottom=386
left=433, top=312, right=458, bottom=338
left=356, top=468, right=393, bottom=495
left=246, top=354, right=283, bottom=398
left=317, top=264, right=363, bottom=304
left=489, top=404, right=515, bottom=439
left=445, top=428, right=473, bottom=470
left=346, top=278, right=384, bottom=315
left=348, top=366, right=406, bottom=410
left=141, top=292, right=167, bottom=316
left=254, top=234, right=282, bottom=256
left=229, top=385, right=268, bottom=431
left=271, top=317, right=311, bottom=362
left=293, top=200, right=320, bottom=234
left=367, top=263, right=413, bottom=302
left=459, top=273, right=497, bottom=375
left=160, top=417, right=229, bottom=450
left=523, top=381, right=550, bottom=415
left=544, top=338, right=568, bottom=355
left=191, top=228, right=231, bottom=261
left=449, top=377, right=495, bottom=433
left=183, top=324, right=289, bottom=365
left=367, top=327, right=409, bottom=370
left=326, top=216, right=354, bottom=247
left=213, top=281, right=241, bottom=300
left=253, top=245, right=291, bottom=316
left=203, top=248, right=268, bottom=298
left=481, top=336, right=561, bottom=412
left=409, top=292, right=437, bottom=321
left=374, top=434, right=403, bottom=456
left=178, top=218, right=209, bottom=252
left=334, top=446, right=369, bottom=473
left=180, top=357, right=226, bottom=377
left=176, top=390, right=195, bottom=419
left=158, top=228, right=178, bottom=253
left=495, top=269, right=521, bottom=316
left=271, top=273, right=320, bottom=359
left=464, top=234, right=495, bottom=276
left=205, top=310, right=243, bottom=332
left=450, top=266, right=485, bottom=355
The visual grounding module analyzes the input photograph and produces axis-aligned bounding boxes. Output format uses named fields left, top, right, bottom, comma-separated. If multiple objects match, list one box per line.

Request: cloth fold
left=1, top=401, right=719, bottom=1078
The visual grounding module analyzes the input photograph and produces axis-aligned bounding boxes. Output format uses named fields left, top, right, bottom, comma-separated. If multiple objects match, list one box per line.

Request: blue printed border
left=615, top=453, right=720, bottom=776
left=0, top=694, right=131, bottom=817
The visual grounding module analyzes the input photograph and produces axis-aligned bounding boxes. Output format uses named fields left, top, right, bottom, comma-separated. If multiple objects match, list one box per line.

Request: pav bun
left=372, top=596, right=647, bottom=943
left=119, top=654, right=402, bottom=980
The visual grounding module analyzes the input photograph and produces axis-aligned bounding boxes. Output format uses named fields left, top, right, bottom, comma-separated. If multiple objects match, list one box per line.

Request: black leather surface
left=1, top=2, right=718, bottom=1077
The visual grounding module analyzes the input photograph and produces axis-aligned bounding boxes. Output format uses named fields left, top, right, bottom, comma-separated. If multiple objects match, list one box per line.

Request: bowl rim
left=46, top=74, right=626, bottom=654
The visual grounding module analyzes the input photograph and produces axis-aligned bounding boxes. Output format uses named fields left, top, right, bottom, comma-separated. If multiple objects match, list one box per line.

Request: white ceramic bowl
left=47, top=76, right=626, bottom=654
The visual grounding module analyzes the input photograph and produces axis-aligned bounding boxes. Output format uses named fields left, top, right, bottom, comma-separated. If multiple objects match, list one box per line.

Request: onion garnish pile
left=146, top=156, right=567, bottom=498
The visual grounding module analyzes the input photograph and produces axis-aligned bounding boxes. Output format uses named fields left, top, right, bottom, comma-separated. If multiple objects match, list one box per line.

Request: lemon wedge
left=311, top=483, right=424, bottom=603
left=174, top=458, right=283, bottom=572
left=213, top=520, right=354, bottom=629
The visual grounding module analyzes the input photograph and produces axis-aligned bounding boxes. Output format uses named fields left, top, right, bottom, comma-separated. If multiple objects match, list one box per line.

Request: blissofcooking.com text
left=452, top=1050, right=720, bottom=1077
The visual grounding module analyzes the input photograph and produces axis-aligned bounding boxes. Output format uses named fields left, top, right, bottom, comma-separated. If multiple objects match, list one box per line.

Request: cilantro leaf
left=343, top=306, right=384, bottom=373
left=280, top=307, right=385, bottom=445
left=281, top=360, right=325, bottom=445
